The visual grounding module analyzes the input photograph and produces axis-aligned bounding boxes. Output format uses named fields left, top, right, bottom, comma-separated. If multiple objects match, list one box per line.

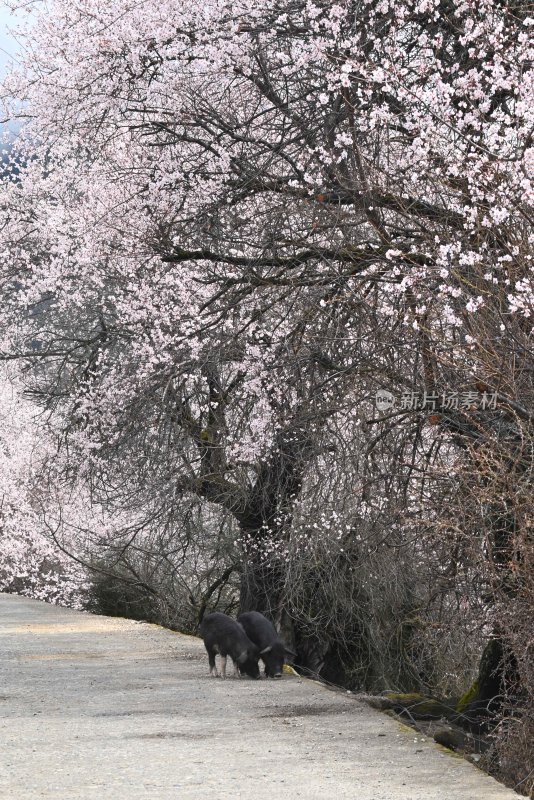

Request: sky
left=0, top=4, right=27, bottom=135
left=0, top=5, right=22, bottom=78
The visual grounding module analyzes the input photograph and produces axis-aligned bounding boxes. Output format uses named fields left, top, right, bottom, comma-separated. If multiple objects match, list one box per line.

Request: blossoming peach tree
left=0, top=0, right=533, bottom=717
left=0, top=367, right=90, bottom=605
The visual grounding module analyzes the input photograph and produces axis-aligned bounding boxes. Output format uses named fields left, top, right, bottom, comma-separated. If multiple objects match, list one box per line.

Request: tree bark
left=459, top=637, right=520, bottom=729
left=237, top=424, right=313, bottom=621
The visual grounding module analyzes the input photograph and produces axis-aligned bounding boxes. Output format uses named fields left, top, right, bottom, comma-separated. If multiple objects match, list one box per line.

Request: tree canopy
left=1, top=1, right=533, bottom=790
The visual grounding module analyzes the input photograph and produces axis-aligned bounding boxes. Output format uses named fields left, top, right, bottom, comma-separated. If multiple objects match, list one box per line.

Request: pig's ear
left=260, top=646, right=273, bottom=654
left=237, top=650, right=248, bottom=664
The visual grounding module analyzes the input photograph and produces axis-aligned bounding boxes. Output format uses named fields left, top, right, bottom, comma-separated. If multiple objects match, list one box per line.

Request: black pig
left=199, top=612, right=260, bottom=679
left=237, top=611, right=294, bottom=678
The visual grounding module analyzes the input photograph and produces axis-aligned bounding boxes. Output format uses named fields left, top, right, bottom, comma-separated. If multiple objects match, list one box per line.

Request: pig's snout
left=273, top=672, right=282, bottom=679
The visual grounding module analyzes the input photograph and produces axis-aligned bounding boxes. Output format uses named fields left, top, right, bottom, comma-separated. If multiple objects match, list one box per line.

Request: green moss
left=384, top=691, right=425, bottom=703
left=383, top=692, right=455, bottom=720
left=456, top=680, right=479, bottom=713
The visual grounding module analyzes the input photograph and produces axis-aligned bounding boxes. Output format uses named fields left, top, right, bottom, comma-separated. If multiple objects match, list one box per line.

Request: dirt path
left=0, top=593, right=519, bottom=799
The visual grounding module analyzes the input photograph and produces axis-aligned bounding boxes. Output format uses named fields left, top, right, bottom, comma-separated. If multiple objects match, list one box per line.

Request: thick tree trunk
left=239, top=552, right=285, bottom=618
left=236, top=424, right=313, bottom=640
left=458, top=637, right=520, bottom=729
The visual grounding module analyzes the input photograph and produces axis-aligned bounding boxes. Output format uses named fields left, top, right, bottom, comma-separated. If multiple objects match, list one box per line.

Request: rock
left=381, top=692, right=457, bottom=720
left=433, top=726, right=470, bottom=751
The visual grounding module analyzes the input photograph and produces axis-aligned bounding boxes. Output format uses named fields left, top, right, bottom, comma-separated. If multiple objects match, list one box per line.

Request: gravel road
left=0, top=592, right=519, bottom=799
